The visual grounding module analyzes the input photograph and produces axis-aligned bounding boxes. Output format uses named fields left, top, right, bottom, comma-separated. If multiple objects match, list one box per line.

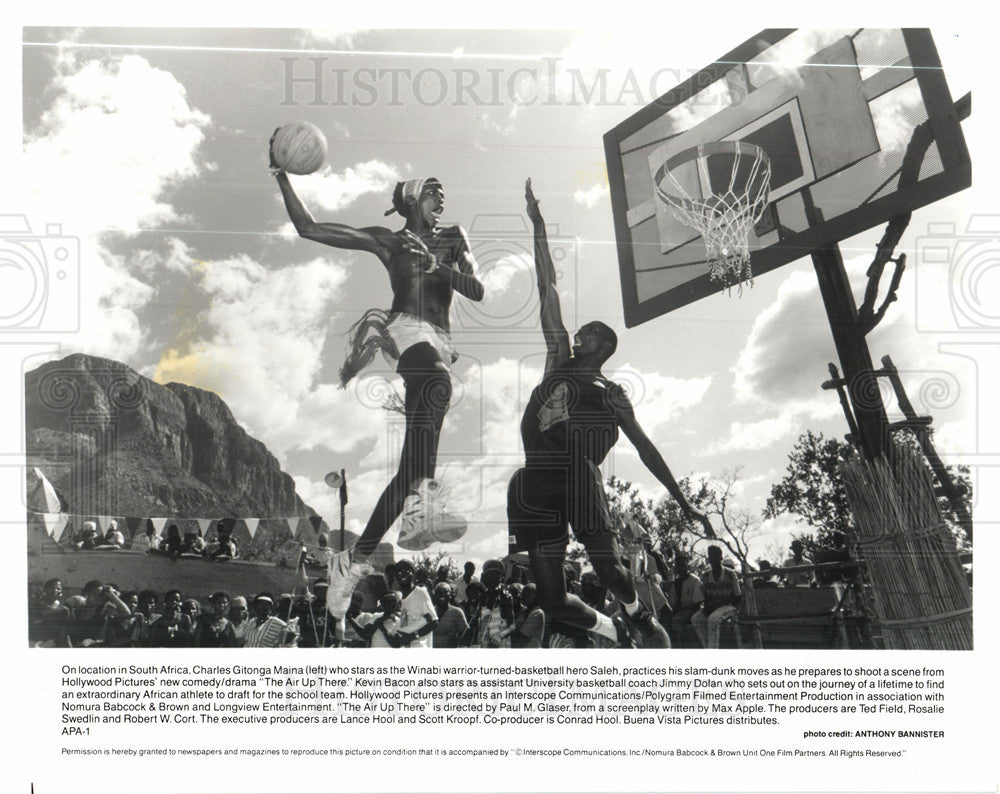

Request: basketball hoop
left=654, top=141, right=772, bottom=291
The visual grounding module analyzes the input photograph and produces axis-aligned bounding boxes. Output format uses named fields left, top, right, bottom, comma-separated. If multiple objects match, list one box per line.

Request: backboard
left=604, top=29, right=971, bottom=327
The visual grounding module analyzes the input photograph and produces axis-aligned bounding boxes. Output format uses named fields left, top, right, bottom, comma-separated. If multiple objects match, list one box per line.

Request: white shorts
left=382, top=313, right=458, bottom=369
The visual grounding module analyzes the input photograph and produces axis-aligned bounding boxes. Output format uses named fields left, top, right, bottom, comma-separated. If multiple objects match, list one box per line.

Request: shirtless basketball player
left=271, top=136, right=484, bottom=628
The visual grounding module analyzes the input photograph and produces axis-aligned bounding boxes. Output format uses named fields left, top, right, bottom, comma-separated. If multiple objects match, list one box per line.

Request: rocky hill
left=25, top=352, right=321, bottom=519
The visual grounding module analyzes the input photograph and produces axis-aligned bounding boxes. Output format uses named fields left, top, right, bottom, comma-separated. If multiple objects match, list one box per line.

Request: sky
left=8, top=23, right=991, bottom=567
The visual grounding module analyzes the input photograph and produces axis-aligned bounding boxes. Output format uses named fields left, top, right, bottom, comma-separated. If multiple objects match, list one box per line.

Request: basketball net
left=655, top=141, right=771, bottom=292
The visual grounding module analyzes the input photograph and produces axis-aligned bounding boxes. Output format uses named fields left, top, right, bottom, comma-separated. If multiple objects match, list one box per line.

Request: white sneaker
left=325, top=548, right=374, bottom=617
left=396, top=479, right=468, bottom=551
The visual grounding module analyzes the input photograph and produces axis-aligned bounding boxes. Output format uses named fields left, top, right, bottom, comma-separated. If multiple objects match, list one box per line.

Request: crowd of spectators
left=30, top=536, right=854, bottom=649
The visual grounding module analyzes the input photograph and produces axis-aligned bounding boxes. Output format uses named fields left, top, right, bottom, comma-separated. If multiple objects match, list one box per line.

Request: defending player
left=270, top=138, right=485, bottom=623
left=507, top=180, right=713, bottom=648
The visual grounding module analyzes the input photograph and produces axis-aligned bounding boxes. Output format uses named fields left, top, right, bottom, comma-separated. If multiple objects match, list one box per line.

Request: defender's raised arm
left=525, top=179, right=570, bottom=373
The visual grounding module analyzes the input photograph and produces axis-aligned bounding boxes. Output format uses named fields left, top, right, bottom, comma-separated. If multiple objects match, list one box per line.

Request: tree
left=765, top=430, right=973, bottom=554
left=604, top=475, right=697, bottom=564
left=604, top=470, right=765, bottom=573
left=411, top=551, right=460, bottom=584
left=764, top=431, right=855, bottom=543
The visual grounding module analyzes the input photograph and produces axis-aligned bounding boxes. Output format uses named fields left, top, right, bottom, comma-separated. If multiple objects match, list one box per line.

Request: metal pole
left=339, top=468, right=347, bottom=552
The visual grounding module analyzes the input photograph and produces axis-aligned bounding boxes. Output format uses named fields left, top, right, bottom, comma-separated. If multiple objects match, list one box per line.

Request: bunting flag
left=124, top=516, right=145, bottom=539
left=61, top=516, right=78, bottom=542
left=45, top=512, right=69, bottom=541
left=308, top=515, right=324, bottom=536
left=24, top=513, right=334, bottom=547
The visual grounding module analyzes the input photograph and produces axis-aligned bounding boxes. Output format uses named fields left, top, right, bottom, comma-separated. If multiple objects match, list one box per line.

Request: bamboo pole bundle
left=840, top=440, right=972, bottom=650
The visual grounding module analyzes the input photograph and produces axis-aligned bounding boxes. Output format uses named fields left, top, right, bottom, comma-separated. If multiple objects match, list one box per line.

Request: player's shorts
left=506, top=459, right=614, bottom=555
left=384, top=313, right=458, bottom=368
left=340, top=310, right=458, bottom=386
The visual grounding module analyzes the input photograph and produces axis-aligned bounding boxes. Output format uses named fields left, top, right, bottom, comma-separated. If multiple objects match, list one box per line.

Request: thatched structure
left=840, top=440, right=972, bottom=650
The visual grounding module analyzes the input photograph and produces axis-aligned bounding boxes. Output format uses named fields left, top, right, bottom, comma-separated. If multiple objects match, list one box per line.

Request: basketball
left=271, top=121, right=328, bottom=175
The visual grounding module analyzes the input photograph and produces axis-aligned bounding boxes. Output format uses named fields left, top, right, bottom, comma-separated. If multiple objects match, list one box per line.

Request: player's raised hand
left=525, top=178, right=543, bottom=224
left=268, top=127, right=282, bottom=172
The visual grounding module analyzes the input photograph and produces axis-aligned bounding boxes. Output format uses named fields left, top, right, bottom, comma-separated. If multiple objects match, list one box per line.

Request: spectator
left=244, top=593, right=295, bottom=648
left=511, top=583, right=546, bottom=649
left=782, top=540, right=815, bottom=587
left=664, top=554, right=704, bottom=647
left=74, top=521, right=99, bottom=550
left=29, top=578, right=69, bottom=647
left=463, top=580, right=484, bottom=623
left=157, top=524, right=183, bottom=557
left=194, top=591, right=237, bottom=647
left=451, top=561, right=477, bottom=607
left=755, top=560, right=782, bottom=589
left=131, top=523, right=159, bottom=552
left=309, top=533, right=336, bottom=568
left=431, top=582, right=469, bottom=649
left=98, top=521, right=125, bottom=549
left=66, top=581, right=131, bottom=647
left=393, top=560, right=438, bottom=648
left=469, top=559, right=515, bottom=648
left=128, top=590, right=161, bottom=647
left=150, top=599, right=192, bottom=648
left=413, top=566, right=432, bottom=593
left=310, top=582, right=333, bottom=647
left=181, top=530, right=207, bottom=556
left=435, top=565, right=451, bottom=586
left=229, top=596, right=251, bottom=646
left=349, top=592, right=405, bottom=648
left=564, top=564, right=583, bottom=598
left=384, top=563, right=398, bottom=592
left=181, top=599, right=203, bottom=641
left=814, top=532, right=857, bottom=586
left=210, top=522, right=238, bottom=560
left=692, top=546, right=742, bottom=649
left=163, top=589, right=183, bottom=614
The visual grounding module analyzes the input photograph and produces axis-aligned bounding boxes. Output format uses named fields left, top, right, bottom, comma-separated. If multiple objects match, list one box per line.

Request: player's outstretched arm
left=270, top=131, right=395, bottom=262
left=610, top=385, right=716, bottom=537
left=525, top=179, right=570, bottom=373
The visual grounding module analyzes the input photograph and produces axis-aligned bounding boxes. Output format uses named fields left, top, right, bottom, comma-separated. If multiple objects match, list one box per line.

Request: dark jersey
left=521, top=360, right=620, bottom=465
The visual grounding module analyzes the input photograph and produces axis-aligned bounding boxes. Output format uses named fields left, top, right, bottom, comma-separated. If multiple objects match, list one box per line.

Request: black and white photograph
left=3, top=6, right=997, bottom=793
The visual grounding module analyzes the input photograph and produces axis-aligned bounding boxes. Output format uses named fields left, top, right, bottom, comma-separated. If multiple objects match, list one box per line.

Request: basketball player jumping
left=270, top=136, right=484, bottom=622
left=507, top=180, right=713, bottom=647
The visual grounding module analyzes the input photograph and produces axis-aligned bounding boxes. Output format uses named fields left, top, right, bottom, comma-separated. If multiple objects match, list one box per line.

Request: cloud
left=732, top=267, right=840, bottom=413
left=573, top=184, right=610, bottom=209
left=25, top=51, right=211, bottom=235
left=610, top=364, right=711, bottom=435
left=152, top=253, right=387, bottom=463
left=713, top=416, right=796, bottom=453
left=22, top=49, right=212, bottom=362
left=870, top=80, right=924, bottom=159
left=477, top=252, right=532, bottom=296
left=289, top=160, right=401, bottom=213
